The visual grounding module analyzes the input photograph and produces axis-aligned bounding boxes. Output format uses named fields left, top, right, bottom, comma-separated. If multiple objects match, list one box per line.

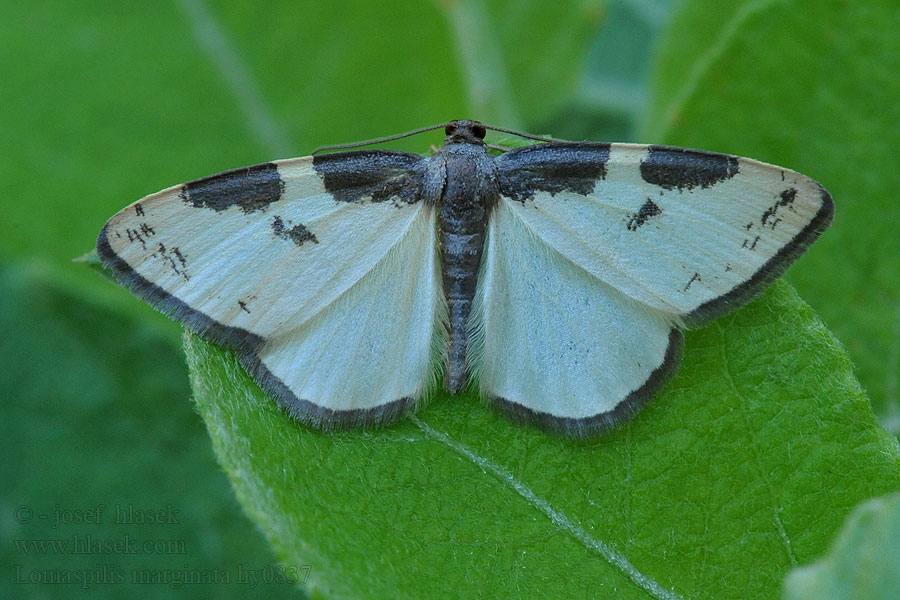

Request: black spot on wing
left=683, top=272, right=701, bottom=292
left=124, top=222, right=155, bottom=250
left=761, top=187, right=798, bottom=229
left=491, top=328, right=684, bottom=438
left=640, top=145, right=739, bottom=191
left=626, top=199, right=662, bottom=231
left=742, top=235, right=761, bottom=250
left=272, top=215, right=318, bottom=247
left=151, top=242, right=190, bottom=281
left=238, top=294, right=257, bottom=315
left=779, top=187, right=798, bottom=206
left=96, top=224, right=264, bottom=355
left=683, top=185, right=834, bottom=328
left=180, top=162, right=284, bottom=214
left=496, top=142, right=611, bottom=202
left=312, top=150, right=426, bottom=205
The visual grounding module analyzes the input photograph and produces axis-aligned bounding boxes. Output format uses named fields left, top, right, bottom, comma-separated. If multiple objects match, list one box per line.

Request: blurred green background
left=2, top=0, right=898, bottom=598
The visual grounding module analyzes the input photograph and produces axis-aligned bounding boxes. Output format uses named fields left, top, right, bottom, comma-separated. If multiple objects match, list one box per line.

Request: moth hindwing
left=98, top=120, right=832, bottom=437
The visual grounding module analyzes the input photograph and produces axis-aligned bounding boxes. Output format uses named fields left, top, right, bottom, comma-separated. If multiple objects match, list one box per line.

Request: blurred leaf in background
left=1, top=261, right=298, bottom=598
left=2, top=0, right=898, bottom=598
left=783, top=492, right=900, bottom=600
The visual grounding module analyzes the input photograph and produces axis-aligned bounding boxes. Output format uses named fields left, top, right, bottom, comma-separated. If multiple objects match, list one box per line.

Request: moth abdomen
left=433, top=138, right=500, bottom=393
left=439, top=226, right=486, bottom=393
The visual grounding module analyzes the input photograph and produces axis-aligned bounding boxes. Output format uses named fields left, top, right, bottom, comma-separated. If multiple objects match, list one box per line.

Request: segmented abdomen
left=439, top=199, right=489, bottom=392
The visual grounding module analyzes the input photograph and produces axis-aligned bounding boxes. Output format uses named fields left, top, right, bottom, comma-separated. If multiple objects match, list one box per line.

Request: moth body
left=430, top=122, right=499, bottom=392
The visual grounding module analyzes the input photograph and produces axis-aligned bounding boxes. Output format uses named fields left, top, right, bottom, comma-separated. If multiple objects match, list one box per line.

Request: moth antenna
left=312, top=123, right=449, bottom=154
left=312, top=122, right=565, bottom=154
left=481, top=124, right=568, bottom=144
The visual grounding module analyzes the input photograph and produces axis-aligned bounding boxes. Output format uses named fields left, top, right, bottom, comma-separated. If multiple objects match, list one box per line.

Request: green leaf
left=642, top=0, right=900, bottom=428
left=783, top=493, right=900, bottom=600
left=187, top=281, right=900, bottom=598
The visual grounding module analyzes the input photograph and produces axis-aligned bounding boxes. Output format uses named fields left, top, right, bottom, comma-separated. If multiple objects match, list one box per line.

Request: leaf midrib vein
left=412, top=415, right=684, bottom=600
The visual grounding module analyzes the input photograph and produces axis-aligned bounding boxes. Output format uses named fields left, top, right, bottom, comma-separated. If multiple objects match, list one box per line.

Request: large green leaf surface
left=180, top=1, right=900, bottom=598
left=187, top=281, right=899, bottom=598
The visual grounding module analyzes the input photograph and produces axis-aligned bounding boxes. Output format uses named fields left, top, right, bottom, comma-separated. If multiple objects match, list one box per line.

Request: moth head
left=444, top=120, right=487, bottom=145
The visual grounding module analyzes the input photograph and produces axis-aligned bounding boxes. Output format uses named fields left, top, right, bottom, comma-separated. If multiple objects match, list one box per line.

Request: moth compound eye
left=445, top=125, right=456, bottom=136
left=472, top=124, right=486, bottom=139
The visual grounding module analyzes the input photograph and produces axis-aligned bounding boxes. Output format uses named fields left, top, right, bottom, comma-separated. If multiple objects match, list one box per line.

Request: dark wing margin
left=682, top=185, right=834, bottom=328
left=246, top=357, right=418, bottom=430
left=490, top=329, right=684, bottom=437
left=97, top=224, right=265, bottom=355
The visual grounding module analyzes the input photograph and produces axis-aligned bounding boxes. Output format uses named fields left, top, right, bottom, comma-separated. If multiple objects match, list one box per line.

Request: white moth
left=98, top=120, right=833, bottom=436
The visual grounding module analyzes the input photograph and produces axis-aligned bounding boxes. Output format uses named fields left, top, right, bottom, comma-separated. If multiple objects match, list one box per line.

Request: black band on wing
left=496, top=142, right=611, bottom=202
left=640, top=145, right=739, bottom=191
left=491, top=328, right=684, bottom=438
left=313, top=150, right=426, bottom=205
left=181, top=162, right=284, bottom=214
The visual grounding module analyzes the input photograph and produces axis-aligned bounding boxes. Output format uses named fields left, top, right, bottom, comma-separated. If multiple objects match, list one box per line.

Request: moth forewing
left=496, top=143, right=833, bottom=326
left=678, top=156, right=833, bottom=328
left=98, top=155, right=444, bottom=428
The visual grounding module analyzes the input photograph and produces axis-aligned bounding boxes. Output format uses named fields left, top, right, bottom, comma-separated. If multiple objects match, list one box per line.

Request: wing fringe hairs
left=97, top=120, right=833, bottom=437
